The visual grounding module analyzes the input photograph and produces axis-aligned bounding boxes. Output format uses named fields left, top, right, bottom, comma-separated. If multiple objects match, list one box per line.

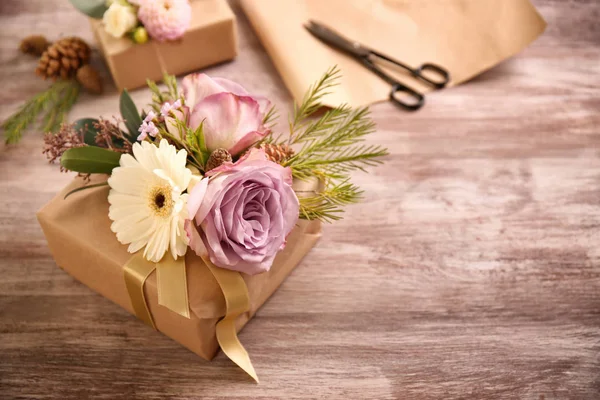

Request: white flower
left=108, top=139, right=192, bottom=262
left=103, top=2, right=138, bottom=38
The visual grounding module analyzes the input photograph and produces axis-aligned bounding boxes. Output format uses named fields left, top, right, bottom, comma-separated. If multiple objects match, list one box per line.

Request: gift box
left=90, top=0, right=237, bottom=91
left=37, top=176, right=321, bottom=362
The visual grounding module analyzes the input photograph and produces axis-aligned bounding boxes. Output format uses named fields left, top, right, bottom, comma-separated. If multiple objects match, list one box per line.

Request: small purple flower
left=160, top=99, right=182, bottom=117
left=144, top=110, right=157, bottom=123
left=137, top=120, right=159, bottom=141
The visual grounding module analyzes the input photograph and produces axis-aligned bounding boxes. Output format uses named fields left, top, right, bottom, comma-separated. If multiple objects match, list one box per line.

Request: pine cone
left=258, top=143, right=294, bottom=164
left=36, top=37, right=91, bottom=80
left=76, top=65, right=103, bottom=95
left=20, top=35, right=51, bottom=56
left=206, top=148, right=232, bottom=171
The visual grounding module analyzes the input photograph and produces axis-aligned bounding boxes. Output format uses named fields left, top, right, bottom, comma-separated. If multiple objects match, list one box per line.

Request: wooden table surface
left=1, top=1, right=599, bottom=399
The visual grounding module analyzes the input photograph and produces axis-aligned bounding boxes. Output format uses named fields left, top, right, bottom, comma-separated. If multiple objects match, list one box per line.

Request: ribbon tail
left=156, top=254, right=190, bottom=319
left=123, top=252, right=157, bottom=329
left=204, top=256, right=259, bottom=383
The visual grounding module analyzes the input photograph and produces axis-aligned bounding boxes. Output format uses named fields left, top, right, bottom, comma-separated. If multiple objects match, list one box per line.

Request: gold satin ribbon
left=202, top=255, right=258, bottom=383
left=156, top=256, right=190, bottom=319
left=124, top=253, right=191, bottom=327
left=123, top=252, right=258, bottom=382
left=123, top=252, right=157, bottom=329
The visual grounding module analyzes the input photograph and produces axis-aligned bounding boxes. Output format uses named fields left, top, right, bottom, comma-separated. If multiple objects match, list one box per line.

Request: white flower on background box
left=103, top=2, right=138, bottom=38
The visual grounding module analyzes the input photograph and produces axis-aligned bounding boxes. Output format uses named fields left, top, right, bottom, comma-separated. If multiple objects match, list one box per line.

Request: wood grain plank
left=0, top=0, right=599, bottom=399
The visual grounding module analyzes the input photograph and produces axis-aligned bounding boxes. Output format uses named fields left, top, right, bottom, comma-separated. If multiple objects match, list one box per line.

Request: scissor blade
left=304, top=20, right=370, bottom=58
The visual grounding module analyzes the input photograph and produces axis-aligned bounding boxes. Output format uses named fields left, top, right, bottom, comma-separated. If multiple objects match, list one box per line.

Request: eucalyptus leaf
left=120, top=89, right=143, bottom=142
left=64, top=181, right=109, bottom=199
left=73, top=118, right=100, bottom=146
left=68, top=0, right=107, bottom=19
left=61, top=147, right=122, bottom=175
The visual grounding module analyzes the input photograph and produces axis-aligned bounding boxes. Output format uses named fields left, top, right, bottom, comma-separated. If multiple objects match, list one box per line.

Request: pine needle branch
left=2, top=80, right=78, bottom=144
left=147, top=73, right=180, bottom=113
left=263, top=104, right=279, bottom=129
left=163, top=73, right=179, bottom=101
left=298, top=179, right=363, bottom=222
left=288, top=65, right=341, bottom=143
left=43, top=81, right=81, bottom=133
left=285, top=105, right=388, bottom=179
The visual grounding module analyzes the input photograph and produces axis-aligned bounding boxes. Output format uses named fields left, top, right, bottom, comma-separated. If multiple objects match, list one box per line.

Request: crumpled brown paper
left=241, top=0, right=546, bottom=107
left=37, top=176, right=321, bottom=360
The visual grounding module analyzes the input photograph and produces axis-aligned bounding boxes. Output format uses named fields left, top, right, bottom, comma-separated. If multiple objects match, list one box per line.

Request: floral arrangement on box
left=43, top=67, right=387, bottom=380
left=70, top=0, right=192, bottom=44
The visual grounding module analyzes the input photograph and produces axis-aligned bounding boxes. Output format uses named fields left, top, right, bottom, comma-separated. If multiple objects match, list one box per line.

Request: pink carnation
left=138, top=0, right=192, bottom=42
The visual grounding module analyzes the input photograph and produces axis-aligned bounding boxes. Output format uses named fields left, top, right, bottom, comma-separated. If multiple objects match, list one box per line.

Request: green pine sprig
left=285, top=106, right=387, bottom=180
left=288, top=66, right=341, bottom=143
left=2, top=80, right=80, bottom=144
left=147, top=73, right=181, bottom=113
left=273, top=66, right=388, bottom=222
left=298, top=179, right=363, bottom=223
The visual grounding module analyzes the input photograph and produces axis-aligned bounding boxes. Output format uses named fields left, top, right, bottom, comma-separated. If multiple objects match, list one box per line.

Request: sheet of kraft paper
left=241, top=0, right=546, bottom=107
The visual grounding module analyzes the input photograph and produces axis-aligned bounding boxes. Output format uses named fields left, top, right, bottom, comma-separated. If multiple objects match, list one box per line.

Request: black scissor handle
left=389, top=83, right=424, bottom=111
left=414, top=63, right=450, bottom=89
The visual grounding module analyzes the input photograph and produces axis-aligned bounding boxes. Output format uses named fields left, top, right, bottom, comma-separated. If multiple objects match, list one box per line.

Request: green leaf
left=68, top=0, right=107, bottom=19
left=60, top=147, right=122, bottom=174
left=64, top=181, right=109, bottom=199
left=73, top=118, right=100, bottom=146
left=120, top=89, right=142, bottom=142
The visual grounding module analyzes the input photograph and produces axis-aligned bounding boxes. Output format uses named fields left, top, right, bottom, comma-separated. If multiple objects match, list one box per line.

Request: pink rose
left=181, top=74, right=271, bottom=156
left=185, top=149, right=299, bottom=275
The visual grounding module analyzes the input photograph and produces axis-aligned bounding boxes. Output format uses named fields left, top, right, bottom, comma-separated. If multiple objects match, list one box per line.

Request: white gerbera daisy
left=108, top=139, right=192, bottom=262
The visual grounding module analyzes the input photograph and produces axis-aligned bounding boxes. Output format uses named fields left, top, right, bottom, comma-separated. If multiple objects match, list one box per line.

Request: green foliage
left=43, top=81, right=80, bottom=133
left=64, top=181, right=109, bottom=199
left=68, top=0, right=107, bottom=19
left=119, top=89, right=142, bottom=142
left=272, top=66, right=388, bottom=222
left=289, top=66, right=341, bottom=141
left=2, top=80, right=81, bottom=144
left=147, top=74, right=180, bottom=112
left=298, top=180, right=363, bottom=223
left=285, top=106, right=387, bottom=180
left=263, top=105, right=278, bottom=128
left=156, top=118, right=209, bottom=171
left=184, top=122, right=210, bottom=168
left=60, top=146, right=122, bottom=174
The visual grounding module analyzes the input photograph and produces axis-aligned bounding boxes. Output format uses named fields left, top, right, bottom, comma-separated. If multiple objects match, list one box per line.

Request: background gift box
left=91, top=0, right=237, bottom=91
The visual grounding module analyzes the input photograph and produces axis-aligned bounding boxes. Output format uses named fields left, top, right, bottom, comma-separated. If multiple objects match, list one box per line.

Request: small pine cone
left=206, top=148, right=232, bottom=171
left=76, top=65, right=103, bottom=95
left=20, top=35, right=51, bottom=56
left=258, top=143, right=294, bottom=164
left=36, top=37, right=91, bottom=80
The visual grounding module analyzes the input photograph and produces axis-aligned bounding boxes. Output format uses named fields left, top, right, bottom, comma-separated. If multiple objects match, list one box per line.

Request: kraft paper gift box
left=37, top=176, right=321, bottom=360
left=91, top=0, right=237, bottom=91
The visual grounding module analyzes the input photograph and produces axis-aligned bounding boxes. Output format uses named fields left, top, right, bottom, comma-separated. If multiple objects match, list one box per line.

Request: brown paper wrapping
left=92, top=0, right=237, bottom=91
left=240, top=0, right=546, bottom=107
left=37, top=176, right=321, bottom=360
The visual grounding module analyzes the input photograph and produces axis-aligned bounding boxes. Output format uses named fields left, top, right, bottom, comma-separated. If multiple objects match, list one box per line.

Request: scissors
left=305, top=20, right=450, bottom=111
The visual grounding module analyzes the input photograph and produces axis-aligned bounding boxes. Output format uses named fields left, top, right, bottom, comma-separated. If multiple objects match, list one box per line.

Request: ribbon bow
left=123, top=252, right=259, bottom=382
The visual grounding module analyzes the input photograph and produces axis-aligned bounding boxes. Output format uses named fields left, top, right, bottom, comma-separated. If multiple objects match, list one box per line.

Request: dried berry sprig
left=93, top=117, right=133, bottom=154
left=43, top=123, right=85, bottom=169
